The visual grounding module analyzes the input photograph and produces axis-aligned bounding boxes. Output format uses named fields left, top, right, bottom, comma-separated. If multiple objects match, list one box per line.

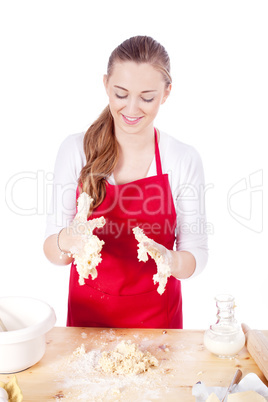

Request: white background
left=0, top=0, right=267, bottom=329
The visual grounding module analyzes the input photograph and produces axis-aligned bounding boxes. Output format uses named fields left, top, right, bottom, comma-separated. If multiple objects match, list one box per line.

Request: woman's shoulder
left=159, top=130, right=205, bottom=191
left=53, top=132, right=86, bottom=176
left=59, top=131, right=85, bottom=151
left=159, top=130, right=201, bottom=165
left=57, top=132, right=86, bottom=161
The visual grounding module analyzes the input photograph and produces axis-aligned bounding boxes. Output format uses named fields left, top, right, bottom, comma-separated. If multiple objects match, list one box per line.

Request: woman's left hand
left=141, top=239, right=196, bottom=279
left=141, top=239, right=173, bottom=267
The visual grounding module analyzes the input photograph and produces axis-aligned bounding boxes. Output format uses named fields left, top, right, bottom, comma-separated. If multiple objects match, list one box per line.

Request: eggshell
left=0, top=387, right=8, bottom=399
left=0, top=386, right=8, bottom=402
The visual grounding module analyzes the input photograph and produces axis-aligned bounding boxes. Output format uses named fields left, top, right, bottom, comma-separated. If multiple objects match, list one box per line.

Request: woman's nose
left=124, top=97, right=140, bottom=116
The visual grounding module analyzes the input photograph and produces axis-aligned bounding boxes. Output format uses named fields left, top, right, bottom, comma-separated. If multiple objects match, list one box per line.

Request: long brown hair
left=79, top=36, right=172, bottom=213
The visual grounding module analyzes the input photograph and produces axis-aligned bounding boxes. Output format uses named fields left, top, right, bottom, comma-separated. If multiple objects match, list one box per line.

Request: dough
left=98, top=340, right=158, bottom=375
left=132, top=227, right=171, bottom=295
left=206, top=393, right=220, bottom=402
left=0, top=376, right=23, bottom=402
left=227, top=391, right=266, bottom=401
left=73, top=343, right=86, bottom=357
left=71, top=192, right=106, bottom=285
left=76, top=191, right=92, bottom=221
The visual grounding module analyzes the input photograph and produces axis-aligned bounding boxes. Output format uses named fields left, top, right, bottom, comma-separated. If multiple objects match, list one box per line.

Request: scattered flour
left=55, top=337, right=164, bottom=401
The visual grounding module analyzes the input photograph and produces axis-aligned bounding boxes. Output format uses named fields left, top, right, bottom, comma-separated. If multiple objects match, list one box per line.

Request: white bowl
left=0, top=296, right=56, bottom=374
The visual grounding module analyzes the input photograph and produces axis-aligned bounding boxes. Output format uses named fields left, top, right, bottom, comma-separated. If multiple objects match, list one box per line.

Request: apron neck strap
left=154, top=128, right=162, bottom=176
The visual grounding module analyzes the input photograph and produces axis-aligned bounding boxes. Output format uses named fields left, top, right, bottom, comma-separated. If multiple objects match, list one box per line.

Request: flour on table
left=71, top=192, right=106, bottom=285
left=133, top=227, right=171, bottom=295
left=72, top=343, right=86, bottom=357
left=111, top=388, right=121, bottom=396
left=99, top=340, right=158, bottom=375
left=52, top=331, right=165, bottom=401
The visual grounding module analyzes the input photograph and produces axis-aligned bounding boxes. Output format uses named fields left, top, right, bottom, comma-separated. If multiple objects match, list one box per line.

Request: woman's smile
left=121, top=114, right=143, bottom=125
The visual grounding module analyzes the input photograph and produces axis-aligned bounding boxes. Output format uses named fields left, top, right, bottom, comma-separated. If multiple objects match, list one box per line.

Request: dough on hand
left=227, top=391, right=266, bottom=401
left=72, top=192, right=106, bottom=285
left=132, top=227, right=171, bottom=295
left=99, top=340, right=158, bottom=375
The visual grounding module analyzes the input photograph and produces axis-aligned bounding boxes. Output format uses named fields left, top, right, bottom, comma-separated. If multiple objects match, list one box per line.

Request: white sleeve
left=44, top=133, right=85, bottom=239
left=173, top=146, right=209, bottom=279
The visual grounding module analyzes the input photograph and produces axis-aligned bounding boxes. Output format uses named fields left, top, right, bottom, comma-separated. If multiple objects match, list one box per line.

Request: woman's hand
left=43, top=214, right=107, bottom=266
left=58, top=222, right=88, bottom=255
left=141, top=239, right=196, bottom=280
left=43, top=219, right=91, bottom=266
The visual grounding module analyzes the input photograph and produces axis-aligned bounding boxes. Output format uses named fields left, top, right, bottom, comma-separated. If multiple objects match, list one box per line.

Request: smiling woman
left=104, top=62, right=170, bottom=133
left=43, top=35, right=208, bottom=329
left=81, top=36, right=172, bottom=208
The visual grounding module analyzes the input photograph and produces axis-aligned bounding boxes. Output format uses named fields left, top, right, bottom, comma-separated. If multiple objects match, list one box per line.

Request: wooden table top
left=0, top=327, right=267, bottom=401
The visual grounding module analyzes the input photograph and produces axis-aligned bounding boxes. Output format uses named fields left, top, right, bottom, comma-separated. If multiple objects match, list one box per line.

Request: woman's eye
left=115, top=94, right=154, bottom=102
left=115, top=94, right=127, bottom=99
left=142, top=97, right=154, bottom=103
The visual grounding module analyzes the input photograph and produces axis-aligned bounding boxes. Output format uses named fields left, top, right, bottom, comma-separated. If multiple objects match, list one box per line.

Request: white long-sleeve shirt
left=45, top=130, right=208, bottom=278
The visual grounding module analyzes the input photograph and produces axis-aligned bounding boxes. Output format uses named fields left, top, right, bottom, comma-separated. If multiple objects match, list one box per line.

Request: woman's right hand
left=58, top=223, right=87, bottom=255
left=43, top=215, right=105, bottom=266
left=63, top=215, right=105, bottom=254
left=43, top=220, right=89, bottom=266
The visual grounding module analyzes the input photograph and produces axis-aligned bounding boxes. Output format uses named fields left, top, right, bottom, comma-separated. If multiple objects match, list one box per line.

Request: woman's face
left=104, top=61, right=171, bottom=137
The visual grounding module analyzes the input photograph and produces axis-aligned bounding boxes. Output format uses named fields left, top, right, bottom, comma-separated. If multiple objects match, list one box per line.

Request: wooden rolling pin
left=242, top=323, right=268, bottom=381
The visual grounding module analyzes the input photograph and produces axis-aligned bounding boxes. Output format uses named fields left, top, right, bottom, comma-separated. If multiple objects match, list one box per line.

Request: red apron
left=67, top=129, right=182, bottom=329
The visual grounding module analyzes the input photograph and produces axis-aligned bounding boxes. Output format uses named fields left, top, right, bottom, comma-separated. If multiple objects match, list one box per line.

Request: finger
left=142, top=240, right=162, bottom=255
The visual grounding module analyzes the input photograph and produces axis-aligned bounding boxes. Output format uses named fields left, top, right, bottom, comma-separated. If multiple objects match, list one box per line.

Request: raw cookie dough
left=71, top=192, right=106, bottom=285
left=99, top=340, right=158, bottom=375
left=0, top=376, right=23, bottom=402
left=132, top=227, right=171, bottom=295
left=73, top=344, right=86, bottom=357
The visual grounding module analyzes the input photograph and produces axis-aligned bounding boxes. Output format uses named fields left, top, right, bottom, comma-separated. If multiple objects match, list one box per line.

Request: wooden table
left=0, top=327, right=267, bottom=401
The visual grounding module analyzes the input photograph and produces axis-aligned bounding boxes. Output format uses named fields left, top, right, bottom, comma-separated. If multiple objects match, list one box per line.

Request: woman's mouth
left=122, top=114, right=143, bottom=125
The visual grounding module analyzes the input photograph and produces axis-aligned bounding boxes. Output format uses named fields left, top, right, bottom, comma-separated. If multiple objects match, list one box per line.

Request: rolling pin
left=242, top=323, right=268, bottom=381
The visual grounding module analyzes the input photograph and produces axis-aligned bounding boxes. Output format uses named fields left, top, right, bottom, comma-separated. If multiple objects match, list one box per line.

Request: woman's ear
left=103, top=74, right=108, bottom=93
left=161, top=83, right=172, bottom=104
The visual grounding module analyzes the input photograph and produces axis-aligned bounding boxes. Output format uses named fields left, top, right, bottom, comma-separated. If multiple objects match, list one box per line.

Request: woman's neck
left=114, top=125, right=155, bottom=152
left=113, top=125, right=157, bottom=184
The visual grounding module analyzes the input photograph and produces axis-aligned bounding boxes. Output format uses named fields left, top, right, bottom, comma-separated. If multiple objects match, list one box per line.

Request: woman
left=44, top=35, right=208, bottom=329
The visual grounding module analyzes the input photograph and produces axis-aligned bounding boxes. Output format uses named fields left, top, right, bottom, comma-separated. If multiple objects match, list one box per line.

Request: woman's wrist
left=170, top=250, right=196, bottom=279
left=57, top=228, right=72, bottom=258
